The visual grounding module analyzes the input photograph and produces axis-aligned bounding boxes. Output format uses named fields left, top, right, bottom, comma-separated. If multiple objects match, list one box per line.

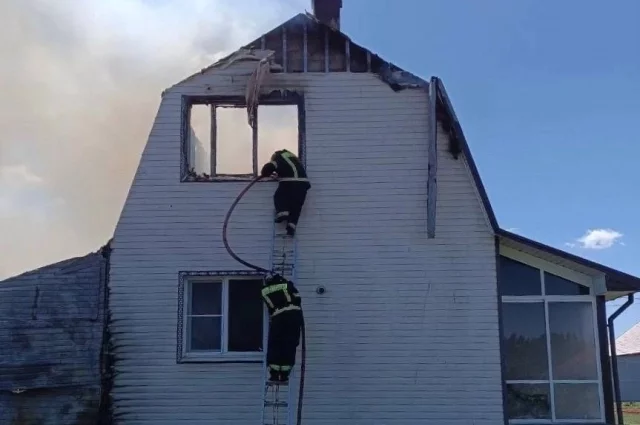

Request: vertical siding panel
left=110, top=66, right=502, bottom=424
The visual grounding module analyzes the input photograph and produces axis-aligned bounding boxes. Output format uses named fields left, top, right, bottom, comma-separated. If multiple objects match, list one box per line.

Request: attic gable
left=169, top=11, right=498, bottom=239
left=176, top=13, right=427, bottom=91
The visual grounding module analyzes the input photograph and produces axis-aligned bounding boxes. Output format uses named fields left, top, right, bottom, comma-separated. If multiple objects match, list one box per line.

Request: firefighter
left=260, top=149, right=310, bottom=236
left=261, top=273, right=303, bottom=383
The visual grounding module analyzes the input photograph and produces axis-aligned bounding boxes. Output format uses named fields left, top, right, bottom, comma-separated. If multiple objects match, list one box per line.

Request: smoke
left=0, top=0, right=304, bottom=279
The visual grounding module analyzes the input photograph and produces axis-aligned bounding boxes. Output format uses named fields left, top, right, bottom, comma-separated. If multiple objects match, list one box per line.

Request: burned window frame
left=180, top=90, right=306, bottom=182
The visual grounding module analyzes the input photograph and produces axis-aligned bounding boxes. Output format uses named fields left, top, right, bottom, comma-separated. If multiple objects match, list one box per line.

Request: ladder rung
left=265, top=380, right=289, bottom=387
left=264, top=215, right=296, bottom=425
left=263, top=401, right=288, bottom=407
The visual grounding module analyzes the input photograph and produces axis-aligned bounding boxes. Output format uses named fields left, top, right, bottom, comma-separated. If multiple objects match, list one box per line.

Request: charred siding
left=245, top=14, right=387, bottom=75
left=0, top=246, right=110, bottom=425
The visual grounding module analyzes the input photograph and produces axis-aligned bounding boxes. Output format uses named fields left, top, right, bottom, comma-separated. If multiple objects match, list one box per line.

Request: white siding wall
left=619, top=355, right=640, bottom=402
left=109, top=66, right=503, bottom=424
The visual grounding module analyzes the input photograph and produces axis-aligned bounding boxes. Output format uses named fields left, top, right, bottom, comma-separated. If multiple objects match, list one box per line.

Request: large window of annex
left=179, top=91, right=305, bottom=182
left=498, top=248, right=604, bottom=423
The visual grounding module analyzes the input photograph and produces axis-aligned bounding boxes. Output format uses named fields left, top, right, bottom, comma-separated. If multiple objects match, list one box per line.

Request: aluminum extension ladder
left=261, top=218, right=298, bottom=425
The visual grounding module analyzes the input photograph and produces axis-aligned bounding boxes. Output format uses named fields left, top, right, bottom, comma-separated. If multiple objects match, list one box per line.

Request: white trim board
left=500, top=244, right=595, bottom=289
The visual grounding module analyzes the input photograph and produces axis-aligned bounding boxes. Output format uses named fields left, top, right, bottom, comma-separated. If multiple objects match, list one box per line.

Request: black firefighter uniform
left=261, top=274, right=303, bottom=383
left=260, top=149, right=310, bottom=236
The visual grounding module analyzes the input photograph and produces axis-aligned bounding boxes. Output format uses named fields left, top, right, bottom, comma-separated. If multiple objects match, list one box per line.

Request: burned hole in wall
left=257, top=105, right=299, bottom=168
left=186, top=101, right=299, bottom=180
left=215, top=107, right=253, bottom=176
left=187, top=104, right=212, bottom=176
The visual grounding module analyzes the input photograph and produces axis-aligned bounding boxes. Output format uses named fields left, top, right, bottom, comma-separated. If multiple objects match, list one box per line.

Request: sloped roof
left=616, top=322, right=640, bottom=356
left=172, top=12, right=428, bottom=91
left=0, top=243, right=110, bottom=392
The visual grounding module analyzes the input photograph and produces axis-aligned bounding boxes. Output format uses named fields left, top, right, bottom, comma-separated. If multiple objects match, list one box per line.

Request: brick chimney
left=312, top=0, right=342, bottom=30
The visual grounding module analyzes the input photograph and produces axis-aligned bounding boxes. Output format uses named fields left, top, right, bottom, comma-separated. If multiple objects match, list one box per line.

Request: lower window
left=178, top=272, right=264, bottom=362
left=501, top=301, right=603, bottom=422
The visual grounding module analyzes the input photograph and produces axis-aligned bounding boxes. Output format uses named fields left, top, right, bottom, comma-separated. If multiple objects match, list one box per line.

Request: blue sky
left=339, top=0, right=640, bottom=333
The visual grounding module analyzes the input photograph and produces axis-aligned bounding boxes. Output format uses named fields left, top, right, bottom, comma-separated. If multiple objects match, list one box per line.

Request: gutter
left=608, top=294, right=634, bottom=424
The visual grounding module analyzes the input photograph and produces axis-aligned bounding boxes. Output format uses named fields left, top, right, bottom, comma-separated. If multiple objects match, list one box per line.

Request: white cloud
left=0, top=164, right=44, bottom=186
left=568, top=228, right=624, bottom=250
left=0, top=0, right=304, bottom=280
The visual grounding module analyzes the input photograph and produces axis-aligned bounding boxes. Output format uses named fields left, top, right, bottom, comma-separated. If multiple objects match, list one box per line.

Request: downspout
left=608, top=293, right=634, bottom=424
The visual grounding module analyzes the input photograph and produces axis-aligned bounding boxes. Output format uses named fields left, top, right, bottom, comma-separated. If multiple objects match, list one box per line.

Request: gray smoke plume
left=0, top=0, right=304, bottom=279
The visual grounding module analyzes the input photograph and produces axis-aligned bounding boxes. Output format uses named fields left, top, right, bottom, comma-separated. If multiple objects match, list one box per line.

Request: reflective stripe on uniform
left=271, top=304, right=301, bottom=317
left=278, top=177, right=309, bottom=182
left=261, top=283, right=288, bottom=296
left=283, top=289, right=291, bottom=303
left=262, top=296, right=274, bottom=309
left=269, top=160, right=278, bottom=167
left=269, top=364, right=292, bottom=372
left=275, top=211, right=289, bottom=218
left=280, top=151, right=299, bottom=179
left=287, top=223, right=296, bottom=229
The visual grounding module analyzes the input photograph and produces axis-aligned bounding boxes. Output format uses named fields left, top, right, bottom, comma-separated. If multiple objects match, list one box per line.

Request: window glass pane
left=544, top=271, right=590, bottom=295
left=190, top=281, right=222, bottom=315
left=188, top=104, right=211, bottom=175
left=228, top=279, right=264, bottom=352
left=499, top=256, right=542, bottom=296
left=188, top=316, right=222, bottom=351
left=216, top=107, right=253, bottom=175
left=257, top=105, right=299, bottom=169
left=554, top=383, right=601, bottom=420
left=502, top=302, right=549, bottom=380
left=506, top=383, right=551, bottom=420
left=549, top=302, right=598, bottom=380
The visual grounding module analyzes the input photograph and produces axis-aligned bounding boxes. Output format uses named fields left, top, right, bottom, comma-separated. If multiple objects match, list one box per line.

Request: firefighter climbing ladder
left=222, top=175, right=306, bottom=425
left=262, top=217, right=298, bottom=425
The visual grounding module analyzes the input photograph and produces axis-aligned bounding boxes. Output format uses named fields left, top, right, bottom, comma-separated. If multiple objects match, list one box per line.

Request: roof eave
left=433, top=77, right=499, bottom=231
left=498, top=228, right=640, bottom=296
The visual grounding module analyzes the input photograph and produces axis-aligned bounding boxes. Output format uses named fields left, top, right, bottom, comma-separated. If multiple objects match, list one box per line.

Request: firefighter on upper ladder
left=261, top=273, right=304, bottom=383
left=260, top=149, right=310, bottom=236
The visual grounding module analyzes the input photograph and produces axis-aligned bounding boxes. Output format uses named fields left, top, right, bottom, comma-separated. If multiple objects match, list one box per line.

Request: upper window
left=498, top=254, right=602, bottom=423
left=177, top=272, right=265, bottom=362
left=181, top=92, right=303, bottom=182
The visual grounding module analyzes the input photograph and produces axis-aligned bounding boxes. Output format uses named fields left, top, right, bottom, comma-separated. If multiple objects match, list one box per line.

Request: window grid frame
left=501, top=256, right=605, bottom=424
left=177, top=271, right=267, bottom=363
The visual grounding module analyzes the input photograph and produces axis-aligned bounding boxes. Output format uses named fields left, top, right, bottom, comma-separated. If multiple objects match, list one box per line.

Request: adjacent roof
left=499, top=229, right=640, bottom=296
left=616, top=322, right=640, bottom=356
left=0, top=243, right=109, bottom=392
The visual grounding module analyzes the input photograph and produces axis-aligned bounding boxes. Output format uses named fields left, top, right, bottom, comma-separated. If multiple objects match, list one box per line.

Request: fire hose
left=222, top=175, right=306, bottom=425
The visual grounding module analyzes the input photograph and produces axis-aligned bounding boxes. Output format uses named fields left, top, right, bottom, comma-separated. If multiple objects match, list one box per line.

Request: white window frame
left=180, top=274, right=267, bottom=363
left=500, top=250, right=605, bottom=424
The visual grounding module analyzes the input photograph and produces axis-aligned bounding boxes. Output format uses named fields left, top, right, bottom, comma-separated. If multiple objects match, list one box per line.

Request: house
left=3, top=1, right=640, bottom=424
left=105, top=1, right=640, bottom=422
left=615, top=322, right=640, bottom=402
left=0, top=244, right=110, bottom=425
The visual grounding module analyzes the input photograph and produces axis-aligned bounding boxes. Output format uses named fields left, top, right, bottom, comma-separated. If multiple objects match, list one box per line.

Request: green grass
left=621, top=402, right=640, bottom=424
